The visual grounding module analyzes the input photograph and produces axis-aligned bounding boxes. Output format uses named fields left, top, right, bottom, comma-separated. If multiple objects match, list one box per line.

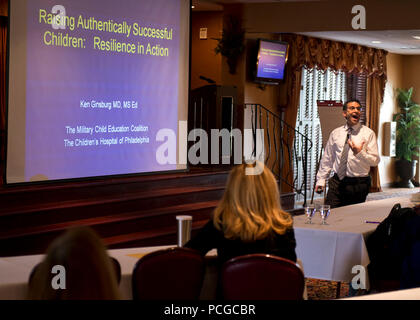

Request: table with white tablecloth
left=0, top=245, right=218, bottom=300
left=293, top=196, right=415, bottom=282
left=343, top=287, right=420, bottom=300
left=0, top=245, right=170, bottom=300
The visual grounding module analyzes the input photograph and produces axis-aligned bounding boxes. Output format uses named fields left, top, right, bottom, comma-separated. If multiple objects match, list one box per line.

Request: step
left=0, top=186, right=225, bottom=231
left=0, top=172, right=229, bottom=214
left=0, top=217, right=212, bottom=257
left=105, top=219, right=209, bottom=248
left=0, top=200, right=219, bottom=240
left=0, top=183, right=225, bottom=216
left=280, top=192, right=295, bottom=210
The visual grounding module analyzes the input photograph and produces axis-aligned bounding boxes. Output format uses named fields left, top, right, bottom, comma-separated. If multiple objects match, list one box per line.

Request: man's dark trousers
left=326, top=174, right=371, bottom=208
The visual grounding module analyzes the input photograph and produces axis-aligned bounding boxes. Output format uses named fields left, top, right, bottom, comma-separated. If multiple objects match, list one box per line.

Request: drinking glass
left=320, top=205, right=331, bottom=225
left=176, top=215, right=192, bottom=247
left=304, top=204, right=316, bottom=224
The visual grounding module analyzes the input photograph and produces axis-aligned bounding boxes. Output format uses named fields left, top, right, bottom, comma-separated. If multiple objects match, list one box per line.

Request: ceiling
left=298, top=30, right=420, bottom=55
left=192, top=0, right=420, bottom=55
left=192, top=0, right=321, bottom=11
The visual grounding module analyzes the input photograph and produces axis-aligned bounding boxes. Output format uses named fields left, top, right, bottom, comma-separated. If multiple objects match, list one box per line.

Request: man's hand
left=348, top=139, right=366, bottom=155
left=315, top=185, right=324, bottom=194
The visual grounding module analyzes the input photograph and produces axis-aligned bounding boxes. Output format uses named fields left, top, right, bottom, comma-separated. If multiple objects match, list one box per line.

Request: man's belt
left=333, top=173, right=370, bottom=184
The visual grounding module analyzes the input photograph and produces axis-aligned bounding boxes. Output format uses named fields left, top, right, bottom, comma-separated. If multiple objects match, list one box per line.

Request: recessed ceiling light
left=191, top=5, right=195, bottom=9
left=412, top=36, right=420, bottom=40
left=372, top=40, right=382, bottom=44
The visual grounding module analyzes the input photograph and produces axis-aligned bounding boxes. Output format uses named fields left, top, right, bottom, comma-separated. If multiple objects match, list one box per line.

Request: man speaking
left=315, top=100, right=380, bottom=208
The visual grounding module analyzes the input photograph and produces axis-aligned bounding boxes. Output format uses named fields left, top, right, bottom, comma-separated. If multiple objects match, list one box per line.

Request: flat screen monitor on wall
left=7, top=0, right=190, bottom=183
left=255, top=39, right=289, bottom=84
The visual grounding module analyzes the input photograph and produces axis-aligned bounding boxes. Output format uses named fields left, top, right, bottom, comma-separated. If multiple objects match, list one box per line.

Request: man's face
left=343, top=101, right=362, bottom=126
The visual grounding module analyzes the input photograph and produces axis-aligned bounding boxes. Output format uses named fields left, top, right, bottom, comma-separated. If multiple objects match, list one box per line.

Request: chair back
left=222, top=254, right=304, bottom=300
left=110, top=257, right=122, bottom=284
left=132, top=247, right=205, bottom=300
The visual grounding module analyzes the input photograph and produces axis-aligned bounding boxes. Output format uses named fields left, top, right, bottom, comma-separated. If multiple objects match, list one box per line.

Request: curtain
left=0, top=16, right=7, bottom=185
left=279, top=34, right=303, bottom=192
left=366, top=76, right=387, bottom=192
left=280, top=34, right=387, bottom=192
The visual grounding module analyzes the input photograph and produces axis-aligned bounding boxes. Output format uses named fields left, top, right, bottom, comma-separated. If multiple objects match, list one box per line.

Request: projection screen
left=7, top=0, right=189, bottom=183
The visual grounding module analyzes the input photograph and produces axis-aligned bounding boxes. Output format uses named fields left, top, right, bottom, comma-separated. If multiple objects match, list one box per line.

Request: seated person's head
left=27, top=226, right=120, bottom=300
left=213, top=161, right=293, bottom=241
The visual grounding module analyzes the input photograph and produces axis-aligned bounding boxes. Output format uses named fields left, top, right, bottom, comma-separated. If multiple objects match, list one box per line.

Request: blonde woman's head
left=213, top=161, right=293, bottom=241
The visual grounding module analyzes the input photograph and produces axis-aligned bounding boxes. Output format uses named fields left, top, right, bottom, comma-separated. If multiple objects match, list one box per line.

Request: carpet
left=306, top=278, right=349, bottom=300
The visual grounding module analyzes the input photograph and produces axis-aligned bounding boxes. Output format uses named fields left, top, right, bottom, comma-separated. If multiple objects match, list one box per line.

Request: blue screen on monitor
left=256, top=40, right=288, bottom=81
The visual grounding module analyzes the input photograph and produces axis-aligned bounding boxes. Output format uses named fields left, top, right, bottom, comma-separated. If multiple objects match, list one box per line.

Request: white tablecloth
left=0, top=245, right=174, bottom=300
left=293, top=196, right=415, bottom=282
left=343, top=287, right=420, bottom=300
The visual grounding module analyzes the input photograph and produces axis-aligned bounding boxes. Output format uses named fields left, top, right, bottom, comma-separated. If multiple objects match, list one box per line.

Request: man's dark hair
left=343, top=99, right=362, bottom=111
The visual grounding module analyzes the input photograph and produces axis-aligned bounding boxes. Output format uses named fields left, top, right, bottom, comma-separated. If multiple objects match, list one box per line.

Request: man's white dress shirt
left=316, top=123, right=380, bottom=187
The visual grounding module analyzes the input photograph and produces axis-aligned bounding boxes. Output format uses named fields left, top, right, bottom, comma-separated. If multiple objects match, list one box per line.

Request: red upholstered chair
left=222, top=254, right=305, bottom=300
left=132, top=247, right=205, bottom=300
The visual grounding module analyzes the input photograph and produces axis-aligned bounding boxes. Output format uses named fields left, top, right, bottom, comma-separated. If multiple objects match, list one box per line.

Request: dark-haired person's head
left=343, top=99, right=362, bottom=111
left=27, top=227, right=121, bottom=300
left=343, top=99, right=362, bottom=127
